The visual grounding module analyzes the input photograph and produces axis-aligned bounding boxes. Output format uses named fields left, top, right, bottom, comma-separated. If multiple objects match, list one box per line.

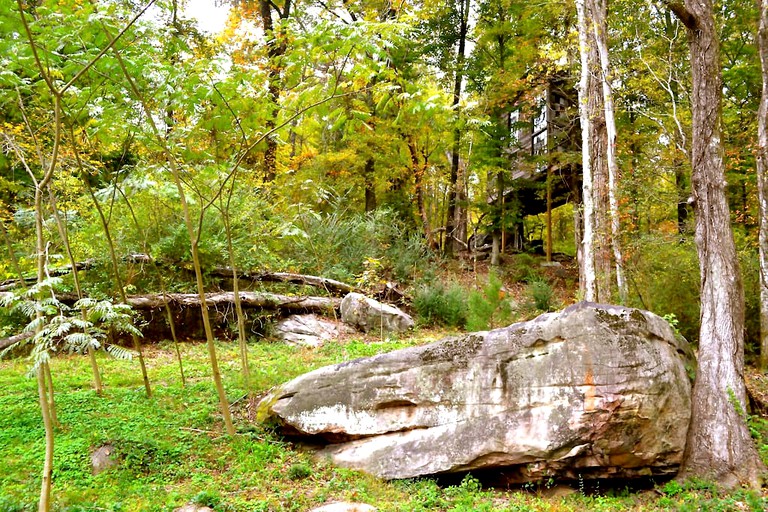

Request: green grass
left=1, top=335, right=766, bottom=511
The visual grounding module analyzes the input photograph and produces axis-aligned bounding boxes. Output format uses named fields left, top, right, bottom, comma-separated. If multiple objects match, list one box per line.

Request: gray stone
left=340, top=292, right=414, bottom=333
left=308, top=503, right=377, bottom=512
left=275, top=314, right=354, bottom=347
left=91, top=444, right=118, bottom=475
left=258, top=302, right=694, bottom=482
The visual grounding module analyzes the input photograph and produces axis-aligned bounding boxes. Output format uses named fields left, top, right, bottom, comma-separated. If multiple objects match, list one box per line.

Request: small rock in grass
left=91, top=444, right=118, bottom=475
left=308, top=503, right=377, bottom=512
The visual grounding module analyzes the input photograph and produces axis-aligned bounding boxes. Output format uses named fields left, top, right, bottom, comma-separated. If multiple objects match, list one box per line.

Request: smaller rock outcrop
left=340, top=293, right=414, bottom=333
left=275, top=314, right=354, bottom=347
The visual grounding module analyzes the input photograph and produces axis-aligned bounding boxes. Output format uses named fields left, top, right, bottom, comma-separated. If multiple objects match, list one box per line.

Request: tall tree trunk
left=577, top=0, right=615, bottom=303
left=668, top=0, right=764, bottom=488
left=83, top=179, right=152, bottom=398
left=757, top=0, right=768, bottom=372
left=259, top=0, right=292, bottom=181
left=577, top=0, right=597, bottom=300
left=48, top=189, right=102, bottom=393
left=96, top=14, right=235, bottom=435
left=408, top=138, right=432, bottom=244
left=445, top=0, right=470, bottom=256
left=593, top=0, right=627, bottom=303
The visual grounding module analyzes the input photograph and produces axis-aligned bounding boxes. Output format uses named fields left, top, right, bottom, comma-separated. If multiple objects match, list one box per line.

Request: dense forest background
left=2, top=0, right=764, bottom=348
left=5, top=0, right=768, bottom=509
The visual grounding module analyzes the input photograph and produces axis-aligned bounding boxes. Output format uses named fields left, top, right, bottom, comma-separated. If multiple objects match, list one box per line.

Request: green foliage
left=466, top=273, right=513, bottom=331
left=506, top=253, right=541, bottom=283
left=285, top=207, right=431, bottom=284
left=0, top=281, right=138, bottom=367
left=626, top=237, right=700, bottom=343
left=287, top=463, right=313, bottom=480
left=526, top=279, right=555, bottom=312
left=412, top=282, right=467, bottom=328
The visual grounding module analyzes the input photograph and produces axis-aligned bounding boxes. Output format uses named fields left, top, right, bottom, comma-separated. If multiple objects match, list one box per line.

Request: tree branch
left=664, top=1, right=697, bottom=30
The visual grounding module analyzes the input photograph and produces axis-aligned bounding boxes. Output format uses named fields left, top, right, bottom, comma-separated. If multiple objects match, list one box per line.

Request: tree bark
left=258, top=0, right=292, bottom=181
left=126, top=291, right=340, bottom=312
left=444, top=0, right=470, bottom=256
left=576, top=0, right=597, bottom=301
left=593, top=0, right=627, bottom=303
left=757, top=0, right=768, bottom=372
left=669, top=0, right=764, bottom=488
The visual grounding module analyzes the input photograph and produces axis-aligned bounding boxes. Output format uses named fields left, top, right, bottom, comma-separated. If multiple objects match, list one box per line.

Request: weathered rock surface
left=340, top=292, right=414, bottom=333
left=258, top=302, right=694, bottom=482
left=275, top=314, right=354, bottom=347
left=91, top=444, right=118, bottom=475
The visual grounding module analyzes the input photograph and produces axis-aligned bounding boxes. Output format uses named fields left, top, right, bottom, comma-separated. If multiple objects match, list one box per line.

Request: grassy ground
left=1, top=333, right=767, bottom=512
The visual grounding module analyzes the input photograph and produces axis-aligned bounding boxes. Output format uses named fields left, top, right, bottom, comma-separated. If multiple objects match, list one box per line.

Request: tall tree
left=666, top=0, right=764, bottom=487
left=258, top=0, right=292, bottom=181
left=445, top=0, right=471, bottom=255
left=757, top=0, right=768, bottom=371
left=592, top=0, right=627, bottom=303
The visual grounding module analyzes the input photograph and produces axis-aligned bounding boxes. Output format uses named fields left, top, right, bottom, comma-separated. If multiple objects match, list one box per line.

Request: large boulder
left=258, top=302, right=694, bottom=482
left=340, top=292, right=414, bottom=333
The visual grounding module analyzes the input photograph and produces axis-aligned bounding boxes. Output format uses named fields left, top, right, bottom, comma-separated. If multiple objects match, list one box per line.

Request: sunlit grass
left=1, top=333, right=766, bottom=511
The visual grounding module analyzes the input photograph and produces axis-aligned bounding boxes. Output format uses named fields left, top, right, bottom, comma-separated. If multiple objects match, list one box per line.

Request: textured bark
left=444, top=0, right=470, bottom=256
left=126, top=291, right=340, bottom=312
left=577, top=0, right=619, bottom=303
left=669, top=0, right=765, bottom=488
left=259, top=0, right=292, bottom=181
left=576, top=0, right=596, bottom=300
left=593, top=0, right=627, bottom=303
left=758, top=0, right=768, bottom=372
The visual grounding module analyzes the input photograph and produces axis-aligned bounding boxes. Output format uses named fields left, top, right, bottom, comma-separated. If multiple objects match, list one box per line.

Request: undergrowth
left=0, top=337, right=766, bottom=511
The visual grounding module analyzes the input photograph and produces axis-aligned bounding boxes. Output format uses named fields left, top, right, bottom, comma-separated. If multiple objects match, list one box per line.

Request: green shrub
left=527, top=279, right=555, bottom=312
left=191, top=490, right=221, bottom=508
left=626, top=236, right=700, bottom=343
left=412, top=282, right=467, bottom=328
left=506, top=253, right=540, bottom=283
left=285, top=207, right=431, bottom=284
left=466, top=273, right=513, bottom=331
left=287, top=463, right=313, bottom=480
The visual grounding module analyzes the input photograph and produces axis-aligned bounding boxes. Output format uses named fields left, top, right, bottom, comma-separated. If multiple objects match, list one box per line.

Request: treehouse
left=486, top=76, right=581, bottom=257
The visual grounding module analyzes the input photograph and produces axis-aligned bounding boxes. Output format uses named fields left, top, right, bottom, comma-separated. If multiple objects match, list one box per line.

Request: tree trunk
left=576, top=0, right=597, bottom=301
left=259, top=0, right=292, bottom=181
left=757, top=0, right=768, bottom=372
left=669, top=0, right=764, bottom=488
left=593, top=0, right=627, bottom=303
left=444, top=0, right=470, bottom=256
left=36, top=364, right=53, bottom=512
left=577, top=0, right=616, bottom=303
left=407, top=138, right=432, bottom=245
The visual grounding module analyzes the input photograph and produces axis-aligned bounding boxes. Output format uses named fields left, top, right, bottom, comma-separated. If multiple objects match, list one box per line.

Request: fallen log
left=206, top=269, right=357, bottom=296
left=126, top=291, right=341, bottom=313
left=0, top=260, right=95, bottom=292
left=0, top=330, right=33, bottom=351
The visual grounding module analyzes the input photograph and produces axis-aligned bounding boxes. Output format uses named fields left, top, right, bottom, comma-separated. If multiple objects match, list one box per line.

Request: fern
left=106, top=344, right=133, bottom=361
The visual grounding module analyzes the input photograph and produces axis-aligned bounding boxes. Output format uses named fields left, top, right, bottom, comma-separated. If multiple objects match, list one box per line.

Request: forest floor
left=2, top=324, right=768, bottom=511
